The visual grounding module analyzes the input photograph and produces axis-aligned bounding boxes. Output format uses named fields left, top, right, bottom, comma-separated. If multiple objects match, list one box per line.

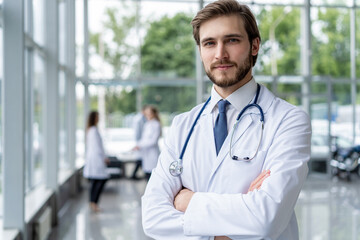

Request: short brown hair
left=191, top=0, right=261, bottom=66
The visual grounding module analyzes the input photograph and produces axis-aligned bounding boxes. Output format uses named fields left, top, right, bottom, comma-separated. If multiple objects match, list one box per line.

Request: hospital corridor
left=46, top=174, right=360, bottom=240
left=1, top=0, right=360, bottom=239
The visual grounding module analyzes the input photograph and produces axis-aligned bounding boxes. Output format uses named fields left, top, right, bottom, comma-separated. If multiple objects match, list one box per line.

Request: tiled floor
left=49, top=174, right=360, bottom=240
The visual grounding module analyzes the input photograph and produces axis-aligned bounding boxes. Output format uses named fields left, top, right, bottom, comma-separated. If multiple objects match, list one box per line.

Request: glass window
left=76, top=0, right=84, bottom=77
left=33, top=0, right=45, bottom=46
left=331, top=82, right=355, bottom=139
left=311, top=95, right=332, bottom=173
left=0, top=27, right=3, bottom=217
left=357, top=83, right=360, bottom=144
left=311, top=0, right=352, bottom=7
left=140, top=1, right=197, bottom=79
left=88, top=0, right=139, bottom=80
left=142, top=85, right=196, bottom=125
left=33, top=52, right=45, bottom=187
left=76, top=81, right=85, bottom=167
left=104, top=86, right=136, bottom=129
left=59, top=0, right=66, bottom=64
left=277, top=82, right=302, bottom=106
left=25, top=48, right=31, bottom=192
left=311, top=7, right=351, bottom=78
left=89, top=85, right=99, bottom=112
left=253, top=0, right=304, bottom=4
left=59, top=71, right=68, bottom=171
left=255, top=6, right=301, bottom=76
left=357, top=10, right=360, bottom=78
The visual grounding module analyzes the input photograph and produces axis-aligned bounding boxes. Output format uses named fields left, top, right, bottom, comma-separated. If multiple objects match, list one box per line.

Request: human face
left=199, top=15, right=259, bottom=92
left=144, top=108, right=154, bottom=121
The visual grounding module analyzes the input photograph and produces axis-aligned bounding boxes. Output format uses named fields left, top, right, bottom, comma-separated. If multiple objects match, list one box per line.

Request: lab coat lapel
left=201, top=112, right=217, bottom=157
left=209, top=114, right=253, bottom=177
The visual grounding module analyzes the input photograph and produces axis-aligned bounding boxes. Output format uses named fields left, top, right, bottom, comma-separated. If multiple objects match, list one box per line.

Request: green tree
left=312, top=8, right=352, bottom=104
left=256, top=7, right=302, bottom=104
left=141, top=13, right=195, bottom=78
left=257, top=7, right=301, bottom=76
left=140, top=12, right=197, bottom=112
left=89, top=4, right=137, bottom=77
left=257, top=6, right=355, bottom=105
left=105, top=87, right=136, bottom=114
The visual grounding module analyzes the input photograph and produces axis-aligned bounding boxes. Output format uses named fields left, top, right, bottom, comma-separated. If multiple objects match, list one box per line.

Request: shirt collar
left=204, top=78, right=257, bottom=114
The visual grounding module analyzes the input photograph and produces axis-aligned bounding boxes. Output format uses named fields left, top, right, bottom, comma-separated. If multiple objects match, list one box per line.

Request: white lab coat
left=83, top=126, right=109, bottom=179
left=138, top=119, right=161, bottom=173
left=142, top=85, right=311, bottom=240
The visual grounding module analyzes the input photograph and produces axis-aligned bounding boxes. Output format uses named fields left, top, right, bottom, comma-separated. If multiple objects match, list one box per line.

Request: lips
left=214, top=64, right=233, bottom=70
left=211, top=61, right=236, bottom=70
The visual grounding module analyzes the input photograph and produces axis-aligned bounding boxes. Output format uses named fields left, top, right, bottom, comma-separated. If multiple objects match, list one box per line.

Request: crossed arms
left=142, top=108, right=311, bottom=239
left=174, top=170, right=271, bottom=240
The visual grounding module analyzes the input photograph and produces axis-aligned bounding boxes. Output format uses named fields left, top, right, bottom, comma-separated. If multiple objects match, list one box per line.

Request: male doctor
left=142, top=0, right=311, bottom=239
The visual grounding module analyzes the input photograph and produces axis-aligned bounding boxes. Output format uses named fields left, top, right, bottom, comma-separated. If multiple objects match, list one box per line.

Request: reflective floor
left=49, top=174, right=360, bottom=240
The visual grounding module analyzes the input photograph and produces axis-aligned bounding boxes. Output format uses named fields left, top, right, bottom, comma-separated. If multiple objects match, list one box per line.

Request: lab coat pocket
left=227, top=149, right=267, bottom=193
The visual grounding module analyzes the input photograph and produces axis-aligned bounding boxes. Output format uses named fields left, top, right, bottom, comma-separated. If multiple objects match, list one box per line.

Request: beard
left=206, top=49, right=252, bottom=88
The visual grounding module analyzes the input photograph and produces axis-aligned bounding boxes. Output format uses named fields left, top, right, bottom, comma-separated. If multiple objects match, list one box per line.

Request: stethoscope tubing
left=170, top=83, right=264, bottom=177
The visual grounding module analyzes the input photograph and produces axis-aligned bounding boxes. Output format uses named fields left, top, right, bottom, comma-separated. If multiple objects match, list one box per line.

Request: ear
left=251, top=37, right=260, bottom=56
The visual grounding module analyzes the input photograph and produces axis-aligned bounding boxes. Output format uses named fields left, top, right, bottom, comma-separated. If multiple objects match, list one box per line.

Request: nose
left=215, top=43, right=228, bottom=60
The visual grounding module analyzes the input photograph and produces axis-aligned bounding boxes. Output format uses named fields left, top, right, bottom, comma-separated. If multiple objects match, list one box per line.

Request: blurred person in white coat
left=134, top=105, right=161, bottom=180
left=141, top=0, right=311, bottom=239
left=131, top=106, right=147, bottom=180
left=83, top=111, right=109, bottom=212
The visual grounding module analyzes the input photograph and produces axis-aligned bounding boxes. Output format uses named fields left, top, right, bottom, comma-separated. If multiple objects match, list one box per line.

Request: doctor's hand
left=174, top=188, right=194, bottom=212
left=247, top=169, right=270, bottom=193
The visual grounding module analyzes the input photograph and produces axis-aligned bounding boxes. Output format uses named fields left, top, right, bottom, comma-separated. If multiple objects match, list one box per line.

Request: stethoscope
left=169, top=83, right=264, bottom=177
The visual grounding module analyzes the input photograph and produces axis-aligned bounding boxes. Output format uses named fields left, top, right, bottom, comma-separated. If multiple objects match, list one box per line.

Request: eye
left=203, top=41, right=215, bottom=47
left=228, top=38, right=240, bottom=43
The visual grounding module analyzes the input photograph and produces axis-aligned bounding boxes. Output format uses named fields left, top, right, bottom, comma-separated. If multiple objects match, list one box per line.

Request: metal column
left=44, top=0, right=59, bottom=189
left=67, top=0, right=76, bottom=170
left=83, top=0, right=90, bottom=123
left=196, top=0, right=204, bottom=104
left=350, top=0, right=357, bottom=144
left=2, top=0, right=25, bottom=235
left=301, top=0, right=311, bottom=116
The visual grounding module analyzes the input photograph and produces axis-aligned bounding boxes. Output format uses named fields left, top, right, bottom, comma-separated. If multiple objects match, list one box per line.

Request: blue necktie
left=214, top=100, right=229, bottom=155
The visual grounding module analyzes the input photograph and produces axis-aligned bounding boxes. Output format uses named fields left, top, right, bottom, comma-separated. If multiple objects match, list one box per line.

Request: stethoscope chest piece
left=169, top=160, right=183, bottom=177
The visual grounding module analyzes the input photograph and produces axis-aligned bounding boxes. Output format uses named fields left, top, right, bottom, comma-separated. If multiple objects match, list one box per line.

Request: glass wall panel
left=277, top=82, right=302, bottom=106
left=311, top=0, right=352, bottom=7
left=88, top=0, right=139, bottom=80
left=141, top=85, right=196, bottom=126
left=33, top=0, right=45, bottom=46
left=255, top=6, right=301, bottom=76
left=311, top=7, right=351, bottom=78
left=59, top=0, right=66, bottom=64
left=25, top=48, right=31, bottom=192
left=59, top=71, right=68, bottom=171
left=33, top=52, right=45, bottom=187
left=331, top=82, right=356, bottom=140
left=311, top=96, right=331, bottom=173
left=140, top=1, right=198, bottom=79
left=76, top=0, right=84, bottom=77
left=76, top=81, right=85, bottom=167
left=253, top=0, right=304, bottom=5
left=0, top=27, right=3, bottom=217
left=89, top=85, right=99, bottom=111
left=24, top=0, right=30, bottom=33
left=357, top=83, right=360, bottom=144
